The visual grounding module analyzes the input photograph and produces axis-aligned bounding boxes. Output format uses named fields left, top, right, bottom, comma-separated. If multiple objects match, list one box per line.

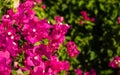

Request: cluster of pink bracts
left=0, top=0, right=80, bottom=75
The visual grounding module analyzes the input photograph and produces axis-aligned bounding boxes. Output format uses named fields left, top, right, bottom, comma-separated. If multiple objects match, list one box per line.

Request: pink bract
left=67, top=41, right=80, bottom=57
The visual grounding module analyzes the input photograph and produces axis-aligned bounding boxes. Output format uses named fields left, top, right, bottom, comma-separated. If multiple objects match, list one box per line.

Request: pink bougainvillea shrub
left=0, top=0, right=80, bottom=75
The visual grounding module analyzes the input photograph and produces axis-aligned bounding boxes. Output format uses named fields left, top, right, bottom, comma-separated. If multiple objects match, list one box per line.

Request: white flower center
left=11, top=36, right=14, bottom=39
left=33, top=29, right=36, bottom=32
left=8, top=32, right=12, bottom=35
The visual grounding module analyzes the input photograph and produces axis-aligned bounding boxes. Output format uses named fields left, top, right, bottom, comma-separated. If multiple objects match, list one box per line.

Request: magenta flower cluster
left=79, top=10, right=95, bottom=25
left=118, top=17, right=120, bottom=24
left=80, top=10, right=95, bottom=22
left=67, top=41, right=80, bottom=57
left=109, top=56, right=120, bottom=68
left=74, top=68, right=96, bottom=75
left=0, top=0, right=80, bottom=75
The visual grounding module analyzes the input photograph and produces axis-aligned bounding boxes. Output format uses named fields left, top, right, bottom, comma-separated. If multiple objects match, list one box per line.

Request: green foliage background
left=1, top=0, right=120, bottom=75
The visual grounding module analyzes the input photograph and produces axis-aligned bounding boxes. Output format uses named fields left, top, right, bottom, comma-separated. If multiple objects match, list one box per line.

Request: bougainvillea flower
left=75, top=68, right=82, bottom=75
left=109, top=56, right=120, bottom=68
left=84, top=69, right=96, bottom=75
left=67, top=41, right=80, bottom=57
left=54, top=15, right=64, bottom=22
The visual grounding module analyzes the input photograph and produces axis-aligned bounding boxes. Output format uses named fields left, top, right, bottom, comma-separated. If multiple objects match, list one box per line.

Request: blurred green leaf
left=117, top=47, right=120, bottom=55
left=90, top=51, right=97, bottom=60
left=62, top=4, right=68, bottom=11
left=23, top=70, right=30, bottom=75
left=11, top=70, right=17, bottom=75
left=107, top=49, right=113, bottom=57
left=99, top=3, right=105, bottom=11
left=111, top=9, right=118, bottom=20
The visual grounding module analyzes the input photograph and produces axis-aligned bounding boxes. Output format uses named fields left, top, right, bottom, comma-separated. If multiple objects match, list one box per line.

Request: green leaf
left=71, top=57, right=79, bottom=64
left=23, top=70, right=30, bottom=75
left=78, top=1, right=84, bottom=7
left=107, top=49, right=113, bottom=57
left=90, top=51, right=97, bottom=60
left=87, top=0, right=94, bottom=9
left=11, top=70, right=17, bottom=75
left=111, top=9, right=118, bottom=20
left=42, top=55, right=48, bottom=61
left=71, top=0, right=76, bottom=4
left=62, top=4, right=67, bottom=11
left=85, top=24, right=93, bottom=30
left=34, top=41, right=41, bottom=46
left=99, top=3, right=105, bottom=11
left=117, top=47, right=120, bottom=55
left=94, top=9, right=98, bottom=15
